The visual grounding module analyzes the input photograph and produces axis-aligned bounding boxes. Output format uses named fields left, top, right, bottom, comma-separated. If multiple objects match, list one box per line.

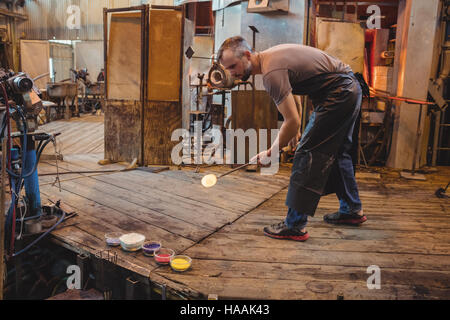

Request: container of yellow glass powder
left=170, top=255, right=192, bottom=272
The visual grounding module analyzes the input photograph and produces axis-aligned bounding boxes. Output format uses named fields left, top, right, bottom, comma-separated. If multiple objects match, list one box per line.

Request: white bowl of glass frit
left=119, top=233, right=146, bottom=251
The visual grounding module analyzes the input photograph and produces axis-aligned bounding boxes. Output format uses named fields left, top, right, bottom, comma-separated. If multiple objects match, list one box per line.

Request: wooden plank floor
left=37, top=117, right=450, bottom=300
left=40, top=114, right=104, bottom=156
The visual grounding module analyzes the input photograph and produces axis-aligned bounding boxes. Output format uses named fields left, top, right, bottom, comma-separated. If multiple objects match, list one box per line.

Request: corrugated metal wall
left=14, top=0, right=174, bottom=41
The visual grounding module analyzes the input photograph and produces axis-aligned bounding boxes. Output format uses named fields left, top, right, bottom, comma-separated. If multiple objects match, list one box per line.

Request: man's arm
left=269, top=92, right=301, bottom=154
left=250, top=92, right=301, bottom=165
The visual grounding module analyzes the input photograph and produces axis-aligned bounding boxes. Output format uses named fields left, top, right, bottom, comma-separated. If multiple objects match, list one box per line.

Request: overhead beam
left=0, top=8, right=28, bottom=20
left=317, top=1, right=399, bottom=6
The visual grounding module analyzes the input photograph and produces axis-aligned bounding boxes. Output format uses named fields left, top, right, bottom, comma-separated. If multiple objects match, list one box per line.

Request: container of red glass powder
left=154, top=248, right=175, bottom=265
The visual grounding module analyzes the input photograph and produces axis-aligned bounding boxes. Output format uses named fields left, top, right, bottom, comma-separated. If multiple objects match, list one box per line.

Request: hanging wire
left=51, top=136, right=62, bottom=191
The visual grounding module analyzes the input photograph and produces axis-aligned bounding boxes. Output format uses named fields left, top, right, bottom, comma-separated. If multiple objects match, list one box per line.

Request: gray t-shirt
left=260, top=44, right=352, bottom=105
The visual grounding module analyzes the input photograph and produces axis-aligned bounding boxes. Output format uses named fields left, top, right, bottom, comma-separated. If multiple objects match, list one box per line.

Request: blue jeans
left=284, top=111, right=362, bottom=229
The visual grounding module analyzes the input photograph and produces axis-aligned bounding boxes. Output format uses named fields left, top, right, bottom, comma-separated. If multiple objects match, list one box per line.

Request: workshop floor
left=40, top=114, right=104, bottom=156
left=36, top=116, right=450, bottom=300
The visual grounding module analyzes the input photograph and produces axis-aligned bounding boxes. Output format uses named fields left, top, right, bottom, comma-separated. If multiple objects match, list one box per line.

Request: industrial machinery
left=0, top=68, right=67, bottom=259
left=207, top=62, right=240, bottom=90
left=45, top=81, right=79, bottom=120
left=190, top=61, right=245, bottom=134
left=190, top=71, right=228, bottom=134
left=0, top=0, right=26, bottom=9
left=184, top=61, right=260, bottom=166
left=71, top=68, right=105, bottom=114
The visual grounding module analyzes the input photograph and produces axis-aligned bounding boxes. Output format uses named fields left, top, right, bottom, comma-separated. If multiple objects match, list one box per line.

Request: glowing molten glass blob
left=201, top=174, right=218, bottom=188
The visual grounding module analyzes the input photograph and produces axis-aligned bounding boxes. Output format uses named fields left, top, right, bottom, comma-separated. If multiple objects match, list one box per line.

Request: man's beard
left=241, top=63, right=252, bottom=81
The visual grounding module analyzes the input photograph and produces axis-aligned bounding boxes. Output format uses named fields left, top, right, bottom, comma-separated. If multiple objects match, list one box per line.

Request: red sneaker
left=263, top=221, right=310, bottom=241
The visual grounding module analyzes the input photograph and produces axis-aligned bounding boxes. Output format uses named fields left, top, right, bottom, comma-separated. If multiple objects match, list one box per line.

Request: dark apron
left=285, top=72, right=362, bottom=216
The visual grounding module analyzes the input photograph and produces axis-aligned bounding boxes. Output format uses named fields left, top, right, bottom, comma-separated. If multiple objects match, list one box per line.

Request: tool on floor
left=39, top=157, right=140, bottom=176
left=136, top=166, right=169, bottom=174
left=435, top=182, right=449, bottom=198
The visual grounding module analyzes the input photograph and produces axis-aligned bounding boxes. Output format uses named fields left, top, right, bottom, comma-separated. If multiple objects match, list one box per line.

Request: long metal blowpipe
left=201, top=162, right=252, bottom=188
left=200, top=147, right=292, bottom=188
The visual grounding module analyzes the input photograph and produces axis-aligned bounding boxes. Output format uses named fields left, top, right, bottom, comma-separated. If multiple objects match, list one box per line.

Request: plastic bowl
left=119, top=233, right=145, bottom=251
left=154, top=248, right=175, bottom=265
left=170, top=255, right=192, bottom=272
left=143, top=241, right=161, bottom=257
left=105, top=232, right=122, bottom=247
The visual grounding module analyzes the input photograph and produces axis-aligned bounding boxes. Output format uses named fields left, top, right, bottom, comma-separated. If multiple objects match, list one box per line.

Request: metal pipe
left=218, top=149, right=288, bottom=179
left=438, top=107, right=446, bottom=159
left=249, top=26, right=259, bottom=129
left=32, top=72, right=50, bottom=82
left=103, top=8, right=108, bottom=101
left=38, top=168, right=136, bottom=176
left=77, top=254, right=89, bottom=290
left=411, top=104, right=423, bottom=175
left=0, top=138, right=6, bottom=300
left=218, top=162, right=252, bottom=179
left=179, top=5, right=186, bottom=107
left=140, top=5, right=149, bottom=166
left=432, top=110, right=441, bottom=166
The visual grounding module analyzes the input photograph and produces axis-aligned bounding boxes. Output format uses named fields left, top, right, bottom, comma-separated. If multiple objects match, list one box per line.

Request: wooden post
left=0, top=138, right=7, bottom=300
left=387, top=0, right=440, bottom=169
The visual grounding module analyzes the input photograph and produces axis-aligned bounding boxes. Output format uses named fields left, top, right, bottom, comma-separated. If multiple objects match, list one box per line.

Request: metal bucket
left=46, top=82, right=77, bottom=98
